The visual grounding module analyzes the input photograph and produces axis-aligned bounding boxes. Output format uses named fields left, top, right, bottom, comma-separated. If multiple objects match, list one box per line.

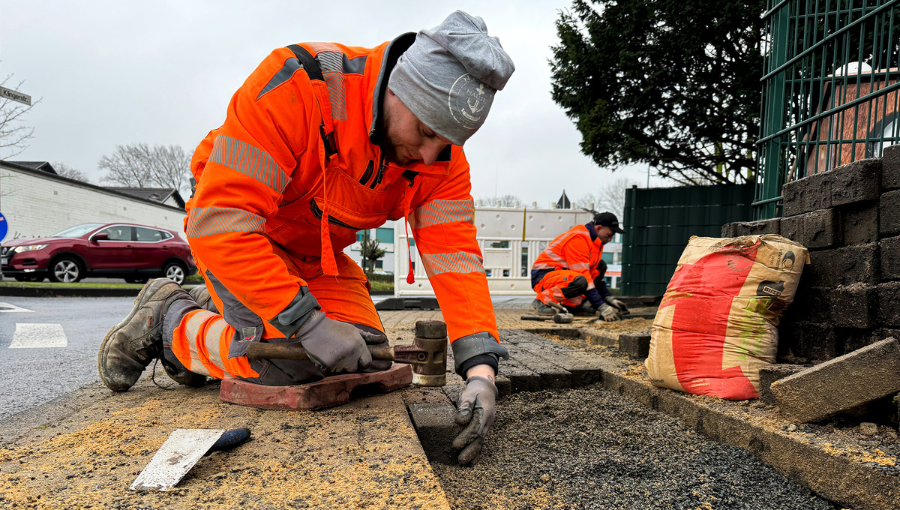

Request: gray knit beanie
left=388, top=10, right=515, bottom=146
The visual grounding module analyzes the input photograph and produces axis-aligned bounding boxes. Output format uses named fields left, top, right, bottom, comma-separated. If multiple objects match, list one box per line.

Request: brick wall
left=722, top=146, right=900, bottom=363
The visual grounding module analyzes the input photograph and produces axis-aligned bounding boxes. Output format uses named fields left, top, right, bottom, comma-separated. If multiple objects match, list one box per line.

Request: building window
left=375, top=260, right=383, bottom=270
left=357, top=232, right=366, bottom=243
left=376, top=228, right=393, bottom=243
left=601, top=252, right=614, bottom=264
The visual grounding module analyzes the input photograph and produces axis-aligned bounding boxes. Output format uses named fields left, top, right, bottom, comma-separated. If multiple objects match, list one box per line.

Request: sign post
left=0, top=86, right=31, bottom=106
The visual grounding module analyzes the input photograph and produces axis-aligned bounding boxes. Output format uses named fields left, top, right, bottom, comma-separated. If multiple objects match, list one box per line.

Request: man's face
left=596, top=225, right=615, bottom=244
left=382, top=88, right=452, bottom=166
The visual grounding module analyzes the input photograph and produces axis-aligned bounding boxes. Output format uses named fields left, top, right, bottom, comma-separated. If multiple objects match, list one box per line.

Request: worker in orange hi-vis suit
left=531, top=212, right=630, bottom=322
left=98, top=10, right=514, bottom=465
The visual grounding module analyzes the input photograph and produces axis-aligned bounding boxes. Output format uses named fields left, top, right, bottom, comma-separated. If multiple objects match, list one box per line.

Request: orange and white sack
left=645, top=234, right=808, bottom=400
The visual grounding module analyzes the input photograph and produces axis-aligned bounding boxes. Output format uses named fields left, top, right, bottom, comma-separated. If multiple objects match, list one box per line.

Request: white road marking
left=10, top=323, right=67, bottom=348
left=0, top=302, right=34, bottom=313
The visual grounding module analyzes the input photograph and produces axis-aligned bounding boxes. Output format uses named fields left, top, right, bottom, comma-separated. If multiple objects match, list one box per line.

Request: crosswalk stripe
left=10, top=323, right=67, bottom=348
left=0, top=302, right=34, bottom=313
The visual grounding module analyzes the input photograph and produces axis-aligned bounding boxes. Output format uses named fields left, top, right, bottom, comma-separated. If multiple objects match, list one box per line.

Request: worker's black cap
left=593, top=212, right=624, bottom=234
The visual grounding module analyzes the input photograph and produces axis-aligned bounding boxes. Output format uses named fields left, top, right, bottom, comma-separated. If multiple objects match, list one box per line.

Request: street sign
left=0, top=86, right=31, bottom=106
left=0, top=212, right=7, bottom=241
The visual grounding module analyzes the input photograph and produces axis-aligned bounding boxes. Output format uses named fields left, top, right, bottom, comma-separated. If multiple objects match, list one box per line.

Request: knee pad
left=561, top=275, right=588, bottom=299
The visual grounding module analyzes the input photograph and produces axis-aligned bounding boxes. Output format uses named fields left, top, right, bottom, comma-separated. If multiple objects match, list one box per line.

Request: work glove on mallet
left=603, top=296, right=629, bottom=314
left=453, top=376, right=499, bottom=465
left=294, top=311, right=373, bottom=373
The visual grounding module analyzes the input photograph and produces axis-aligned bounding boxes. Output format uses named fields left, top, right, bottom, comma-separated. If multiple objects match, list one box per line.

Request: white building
left=393, top=204, right=623, bottom=297
left=0, top=161, right=187, bottom=241
left=342, top=220, right=398, bottom=273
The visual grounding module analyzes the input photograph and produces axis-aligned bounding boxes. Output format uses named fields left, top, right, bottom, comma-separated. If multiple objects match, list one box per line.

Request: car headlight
left=16, top=244, right=48, bottom=252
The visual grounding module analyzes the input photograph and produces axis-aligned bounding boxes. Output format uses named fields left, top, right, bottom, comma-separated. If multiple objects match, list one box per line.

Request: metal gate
left=756, top=0, right=900, bottom=218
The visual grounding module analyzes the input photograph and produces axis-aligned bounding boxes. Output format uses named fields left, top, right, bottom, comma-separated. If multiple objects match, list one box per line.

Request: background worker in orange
left=98, top=11, right=514, bottom=465
left=530, top=212, right=630, bottom=321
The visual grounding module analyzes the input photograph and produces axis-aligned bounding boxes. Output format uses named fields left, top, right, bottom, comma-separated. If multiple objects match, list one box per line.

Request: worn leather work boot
left=98, top=279, right=192, bottom=392
left=188, top=284, right=219, bottom=314
left=531, top=298, right=557, bottom=316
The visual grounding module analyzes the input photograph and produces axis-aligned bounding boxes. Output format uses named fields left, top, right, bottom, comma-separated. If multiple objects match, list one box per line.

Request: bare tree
left=478, top=194, right=523, bottom=207
left=52, top=162, right=91, bottom=183
left=573, top=177, right=640, bottom=218
left=99, top=143, right=191, bottom=194
left=0, top=74, right=41, bottom=159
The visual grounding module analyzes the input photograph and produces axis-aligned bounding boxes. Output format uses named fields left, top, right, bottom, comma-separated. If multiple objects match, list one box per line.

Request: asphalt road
left=0, top=296, right=135, bottom=420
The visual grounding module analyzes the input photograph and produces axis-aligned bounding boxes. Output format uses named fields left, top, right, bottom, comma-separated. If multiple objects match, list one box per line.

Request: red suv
left=1, top=223, right=197, bottom=284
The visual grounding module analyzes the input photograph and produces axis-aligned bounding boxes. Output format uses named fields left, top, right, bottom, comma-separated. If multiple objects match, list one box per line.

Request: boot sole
left=97, top=279, right=172, bottom=392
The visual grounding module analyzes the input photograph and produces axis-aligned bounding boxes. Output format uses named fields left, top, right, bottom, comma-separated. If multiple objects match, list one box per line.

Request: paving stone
left=771, top=337, right=900, bottom=422
left=782, top=171, right=833, bottom=216
left=882, top=144, right=900, bottom=190
left=758, top=364, right=806, bottom=406
left=496, top=356, right=541, bottom=393
left=783, top=285, right=832, bottom=325
left=840, top=202, right=879, bottom=245
left=806, top=243, right=879, bottom=287
left=877, top=281, right=900, bottom=328
left=779, top=209, right=840, bottom=249
left=732, top=219, right=782, bottom=236
left=779, top=214, right=803, bottom=244
left=407, top=400, right=462, bottom=465
left=831, top=158, right=882, bottom=207
left=830, top=283, right=876, bottom=329
left=880, top=235, right=900, bottom=280
left=219, top=364, right=413, bottom=410
left=880, top=189, right=900, bottom=237
left=618, top=332, right=651, bottom=360
left=505, top=344, right=572, bottom=389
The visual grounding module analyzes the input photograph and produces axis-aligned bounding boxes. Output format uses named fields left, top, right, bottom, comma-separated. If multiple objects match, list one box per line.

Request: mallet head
left=412, top=320, right=449, bottom=387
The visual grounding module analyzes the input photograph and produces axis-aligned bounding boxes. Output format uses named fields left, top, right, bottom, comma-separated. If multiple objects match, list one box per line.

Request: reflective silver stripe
left=421, top=252, right=484, bottom=276
left=532, top=262, right=556, bottom=270
left=185, top=311, right=216, bottom=377
left=209, top=135, right=289, bottom=193
left=569, top=262, right=591, bottom=271
left=204, top=319, right=229, bottom=371
left=410, top=200, right=474, bottom=229
left=186, top=206, right=265, bottom=238
left=257, top=57, right=303, bottom=100
left=309, top=42, right=347, bottom=121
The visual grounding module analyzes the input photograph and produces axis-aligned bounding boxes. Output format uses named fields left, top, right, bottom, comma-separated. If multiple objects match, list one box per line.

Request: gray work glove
left=598, top=303, right=622, bottom=322
left=603, top=296, right=629, bottom=314
left=453, top=376, right=498, bottom=465
left=295, top=311, right=372, bottom=373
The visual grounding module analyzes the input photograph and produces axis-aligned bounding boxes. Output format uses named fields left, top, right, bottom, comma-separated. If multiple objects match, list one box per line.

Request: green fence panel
left=621, top=184, right=754, bottom=296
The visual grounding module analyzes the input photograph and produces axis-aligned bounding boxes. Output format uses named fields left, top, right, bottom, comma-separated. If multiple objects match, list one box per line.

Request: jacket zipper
left=309, top=199, right=364, bottom=230
left=370, top=154, right=386, bottom=189
left=358, top=160, right=375, bottom=185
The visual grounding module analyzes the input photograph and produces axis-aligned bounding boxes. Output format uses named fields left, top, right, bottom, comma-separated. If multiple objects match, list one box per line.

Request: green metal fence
left=621, top=184, right=754, bottom=296
left=756, top=0, right=900, bottom=219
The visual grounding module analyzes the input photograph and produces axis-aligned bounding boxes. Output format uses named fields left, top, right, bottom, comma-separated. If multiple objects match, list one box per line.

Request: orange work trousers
left=533, top=270, right=587, bottom=309
left=170, top=249, right=383, bottom=382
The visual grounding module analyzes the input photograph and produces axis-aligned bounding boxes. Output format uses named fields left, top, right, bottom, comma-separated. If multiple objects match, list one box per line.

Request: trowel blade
left=130, top=428, right=225, bottom=491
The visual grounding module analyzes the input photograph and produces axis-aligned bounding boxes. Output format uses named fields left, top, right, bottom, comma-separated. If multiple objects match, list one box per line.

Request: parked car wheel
left=164, top=262, right=186, bottom=285
left=124, top=277, right=149, bottom=284
left=49, top=257, right=82, bottom=283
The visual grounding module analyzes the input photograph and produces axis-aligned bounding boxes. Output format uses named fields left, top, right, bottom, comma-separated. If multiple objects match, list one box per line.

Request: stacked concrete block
left=723, top=153, right=900, bottom=363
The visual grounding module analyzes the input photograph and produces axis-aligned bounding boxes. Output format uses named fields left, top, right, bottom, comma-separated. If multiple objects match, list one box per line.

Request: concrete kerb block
left=830, top=283, right=877, bottom=329
left=841, top=201, right=879, bottom=245
left=782, top=171, right=833, bottom=216
left=618, top=332, right=651, bottom=360
left=721, top=222, right=739, bottom=238
left=877, top=281, right=900, bottom=328
left=881, top=235, right=900, bottom=281
left=803, top=208, right=841, bottom=248
left=883, top=144, right=900, bottom=190
left=880, top=189, right=900, bottom=237
left=771, top=337, right=900, bottom=423
left=758, top=364, right=806, bottom=406
left=806, top=243, right=879, bottom=287
left=733, top=218, right=782, bottom=237
left=831, top=158, right=882, bottom=207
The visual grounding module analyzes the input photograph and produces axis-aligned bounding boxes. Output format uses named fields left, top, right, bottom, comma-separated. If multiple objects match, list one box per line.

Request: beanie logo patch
left=449, top=74, right=487, bottom=130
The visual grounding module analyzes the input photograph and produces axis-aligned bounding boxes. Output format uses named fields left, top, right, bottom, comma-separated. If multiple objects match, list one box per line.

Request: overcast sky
left=1, top=0, right=667, bottom=208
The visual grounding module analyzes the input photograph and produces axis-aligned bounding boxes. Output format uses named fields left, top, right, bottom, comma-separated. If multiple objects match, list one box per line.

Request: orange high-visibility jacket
left=532, top=224, right=605, bottom=293
left=185, top=36, right=503, bottom=365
